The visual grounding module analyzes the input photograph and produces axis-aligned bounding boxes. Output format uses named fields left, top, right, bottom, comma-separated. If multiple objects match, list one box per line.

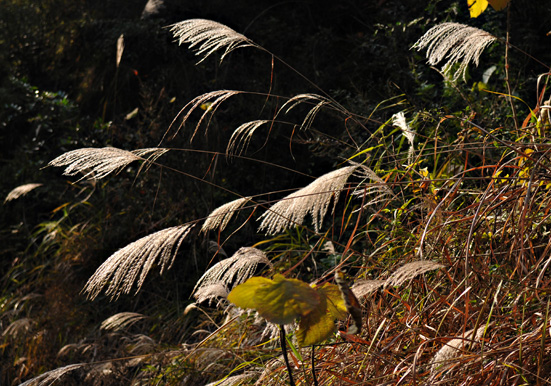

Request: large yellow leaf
left=468, top=0, right=489, bottom=18
left=228, top=274, right=320, bottom=325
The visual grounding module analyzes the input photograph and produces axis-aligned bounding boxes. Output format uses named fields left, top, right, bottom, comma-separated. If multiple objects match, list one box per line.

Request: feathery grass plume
left=116, top=34, right=124, bottom=67
left=170, top=19, right=257, bottom=64
left=392, top=112, right=416, bottom=165
left=192, top=247, right=272, bottom=298
left=255, top=354, right=289, bottom=385
left=413, top=22, right=497, bottom=82
left=83, top=224, right=194, bottom=300
left=2, top=317, right=35, bottom=340
left=133, top=147, right=169, bottom=174
left=430, top=325, right=487, bottom=374
left=4, top=183, right=43, bottom=203
left=226, top=120, right=270, bottom=156
left=279, top=93, right=332, bottom=131
left=385, top=260, right=444, bottom=288
left=205, top=370, right=261, bottom=386
left=48, top=147, right=168, bottom=181
left=201, top=196, right=252, bottom=233
left=100, top=312, right=148, bottom=331
left=168, top=90, right=242, bottom=142
left=121, top=334, right=157, bottom=355
left=259, top=165, right=357, bottom=235
left=351, top=279, right=385, bottom=299
left=58, top=342, right=96, bottom=359
left=141, top=0, right=164, bottom=18
left=322, top=240, right=336, bottom=255
left=19, top=363, right=87, bottom=386
left=353, top=163, right=394, bottom=208
left=194, top=283, right=229, bottom=306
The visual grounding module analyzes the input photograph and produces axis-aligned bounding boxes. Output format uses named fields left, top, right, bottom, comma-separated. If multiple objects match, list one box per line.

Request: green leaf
left=228, top=274, right=321, bottom=325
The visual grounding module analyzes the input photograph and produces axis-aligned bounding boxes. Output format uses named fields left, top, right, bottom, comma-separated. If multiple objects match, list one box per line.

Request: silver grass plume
left=121, top=334, right=157, bottom=355
left=201, top=196, right=252, bottom=233
left=413, top=22, right=497, bottom=82
left=193, top=283, right=229, bottom=306
left=192, top=247, right=272, bottom=300
left=196, top=348, right=228, bottom=372
left=353, top=163, right=394, bottom=209
left=351, top=280, right=385, bottom=299
left=279, top=93, right=333, bottom=131
left=19, top=363, right=87, bottom=386
left=168, top=90, right=242, bottom=142
left=392, top=112, right=416, bottom=166
left=255, top=355, right=289, bottom=385
left=385, top=260, right=444, bottom=288
left=58, top=342, right=96, bottom=359
left=170, top=19, right=257, bottom=64
left=322, top=240, right=336, bottom=254
left=116, top=34, right=124, bottom=68
left=205, top=370, right=261, bottom=386
left=4, top=183, right=42, bottom=203
left=430, top=325, right=488, bottom=374
left=48, top=147, right=168, bottom=181
left=100, top=312, right=148, bottom=331
left=259, top=165, right=357, bottom=235
left=141, top=0, right=164, bottom=19
left=226, top=120, right=270, bottom=156
left=83, top=224, right=193, bottom=300
left=2, top=317, right=35, bottom=340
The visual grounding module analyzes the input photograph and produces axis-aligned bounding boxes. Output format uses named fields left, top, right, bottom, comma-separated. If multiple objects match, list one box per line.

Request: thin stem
left=537, top=299, right=550, bottom=386
left=279, top=325, right=296, bottom=386
left=504, top=5, right=519, bottom=132
left=256, top=47, right=365, bottom=147
left=311, top=345, right=319, bottom=386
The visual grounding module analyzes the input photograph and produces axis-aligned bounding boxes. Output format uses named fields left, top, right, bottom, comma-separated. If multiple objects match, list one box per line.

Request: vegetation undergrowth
left=3, top=1, right=551, bottom=385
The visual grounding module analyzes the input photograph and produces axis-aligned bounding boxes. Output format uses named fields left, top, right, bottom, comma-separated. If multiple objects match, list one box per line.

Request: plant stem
left=279, top=324, right=296, bottom=386
left=311, top=345, right=319, bottom=386
left=504, top=4, right=519, bottom=132
left=537, top=299, right=550, bottom=385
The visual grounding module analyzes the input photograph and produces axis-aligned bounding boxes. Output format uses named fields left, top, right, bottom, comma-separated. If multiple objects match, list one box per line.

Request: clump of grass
left=24, top=10, right=551, bottom=386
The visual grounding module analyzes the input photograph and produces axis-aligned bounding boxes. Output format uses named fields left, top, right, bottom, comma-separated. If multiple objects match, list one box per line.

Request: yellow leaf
left=228, top=274, right=320, bottom=325
left=468, top=0, right=489, bottom=18
left=419, top=167, right=430, bottom=178
left=255, top=275, right=320, bottom=324
left=296, top=283, right=348, bottom=346
left=488, top=0, right=511, bottom=11
left=296, top=300, right=333, bottom=347
left=319, top=283, right=348, bottom=320
left=227, top=276, right=272, bottom=309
